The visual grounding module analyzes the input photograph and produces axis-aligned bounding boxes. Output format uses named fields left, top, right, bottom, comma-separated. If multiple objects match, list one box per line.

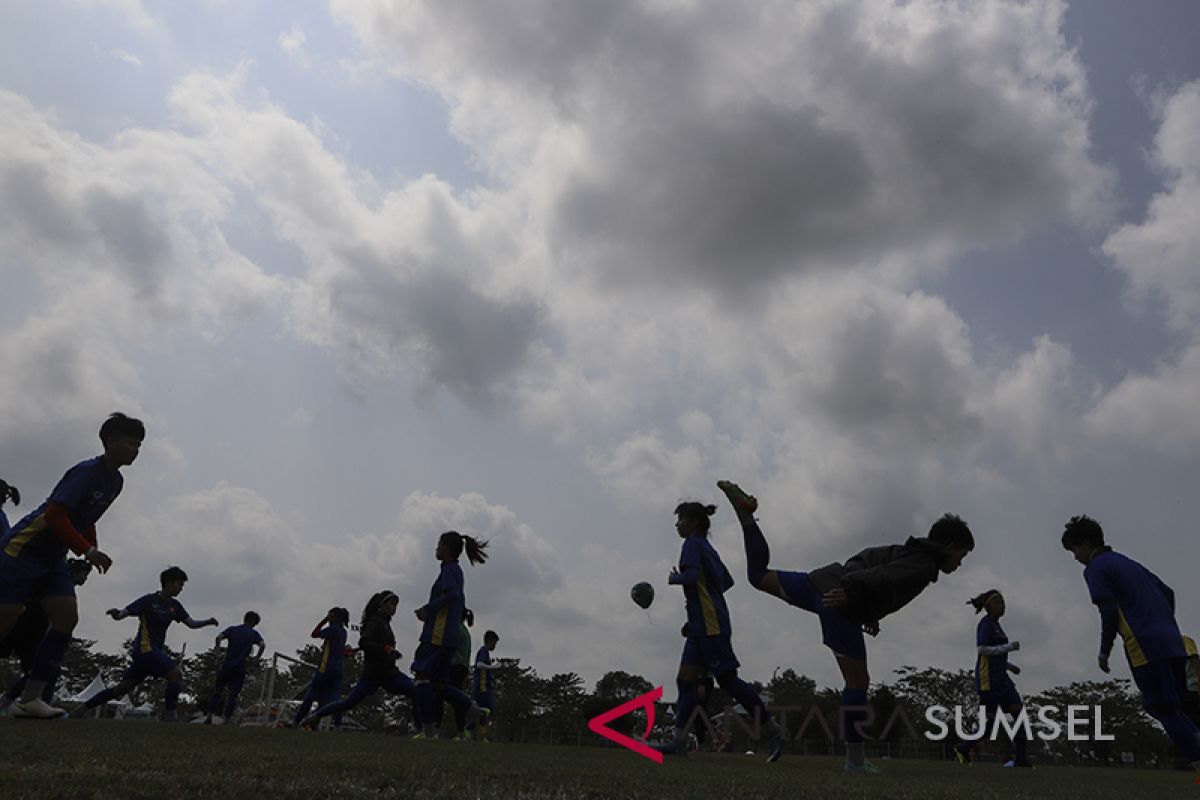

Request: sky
left=1, top=0, right=1198, bottom=701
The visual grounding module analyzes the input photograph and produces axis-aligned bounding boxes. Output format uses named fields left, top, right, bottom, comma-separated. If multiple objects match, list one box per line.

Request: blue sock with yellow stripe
left=841, top=688, right=869, bottom=744
left=29, top=629, right=71, bottom=683
left=674, top=678, right=699, bottom=741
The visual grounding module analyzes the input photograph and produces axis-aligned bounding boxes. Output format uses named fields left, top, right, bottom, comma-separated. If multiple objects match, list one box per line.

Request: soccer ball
left=630, top=581, right=654, bottom=609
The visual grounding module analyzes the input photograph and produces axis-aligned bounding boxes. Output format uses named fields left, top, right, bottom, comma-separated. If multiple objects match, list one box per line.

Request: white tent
left=62, top=672, right=110, bottom=704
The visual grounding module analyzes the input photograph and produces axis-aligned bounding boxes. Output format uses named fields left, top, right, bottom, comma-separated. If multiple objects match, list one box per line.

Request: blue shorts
left=123, top=649, right=177, bottom=685
left=475, top=691, right=495, bottom=711
left=0, top=553, right=75, bottom=605
left=411, top=642, right=453, bottom=680
left=775, top=570, right=866, bottom=661
left=1132, top=657, right=1189, bottom=707
left=979, top=684, right=1022, bottom=712
left=680, top=634, right=740, bottom=675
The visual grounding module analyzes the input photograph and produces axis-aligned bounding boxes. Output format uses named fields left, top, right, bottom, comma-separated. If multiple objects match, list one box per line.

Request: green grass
left=0, top=719, right=1195, bottom=800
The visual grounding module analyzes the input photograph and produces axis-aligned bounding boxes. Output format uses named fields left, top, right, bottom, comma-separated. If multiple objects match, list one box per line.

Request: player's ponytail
left=966, top=589, right=1001, bottom=614
left=438, top=530, right=490, bottom=565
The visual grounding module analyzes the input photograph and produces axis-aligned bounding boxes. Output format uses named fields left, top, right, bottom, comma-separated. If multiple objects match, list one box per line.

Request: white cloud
left=111, top=48, right=143, bottom=68
left=278, top=26, right=307, bottom=60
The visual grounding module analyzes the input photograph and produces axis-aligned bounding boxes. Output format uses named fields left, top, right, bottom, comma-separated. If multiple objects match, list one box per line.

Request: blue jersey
left=219, top=624, right=263, bottom=671
left=125, top=592, right=188, bottom=654
left=975, top=616, right=1013, bottom=693
left=317, top=622, right=347, bottom=675
left=679, top=536, right=734, bottom=637
left=420, top=561, right=464, bottom=647
left=474, top=646, right=493, bottom=694
left=0, top=509, right=9, bottom=539
left=1084, top=550, right=1184, bottom=666
left=1, top=457, right=122, bottom=559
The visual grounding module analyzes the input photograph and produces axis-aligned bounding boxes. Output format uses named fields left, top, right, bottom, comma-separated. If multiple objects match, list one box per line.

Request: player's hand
left=343, top=646, right=356, bottom=658
left=85, top=548, right=113, bottom=574
left=414, top=608, right=427, bottom=622
left=383, top=644, right=394, bottom=654
left=1098, top=653, right=1110, bottom=674
left=106, top=608, right=122, bottom=619
left=0, top=479, right=18, bottom=506
left=1008, top=664, right=1021, bottom=675
left=1009, top=641, right=1021, bottom=651
left=680, top=624, right=689, bottom=638
left=207, top=617, right=219, bottom=627
left=822, top=588, right=848, bottom=608
left=862, top=621, right=880, bottom=637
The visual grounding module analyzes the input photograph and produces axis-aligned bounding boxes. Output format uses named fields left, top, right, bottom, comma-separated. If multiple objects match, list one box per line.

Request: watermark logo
left=587, top=686, right=663, bottom=763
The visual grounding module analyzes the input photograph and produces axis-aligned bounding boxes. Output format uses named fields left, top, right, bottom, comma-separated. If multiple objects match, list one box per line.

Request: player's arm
left=977, top=642, right=1020, bottom=655
left=669, top=540, right=702, bottom=585
left=423, top=582, right=463, bottom=614
left=310, top=618, right=329, bottom=638
left=214, top=631, right=227, bottom=647
left=107, top=596, right=144, bottom=621
left=1094, top=597, right=1118, bottom=672
left=357, top=617, right=393, bottom=656
left=44, top=503, right=113, bottom=572
left=184, top=616, right=219, bottom=629
left=252, top=640, right=265, bottom=660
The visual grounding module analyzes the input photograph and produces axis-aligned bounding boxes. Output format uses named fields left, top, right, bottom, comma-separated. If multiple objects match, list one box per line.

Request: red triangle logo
left=587, top=685, right=664, bottom=764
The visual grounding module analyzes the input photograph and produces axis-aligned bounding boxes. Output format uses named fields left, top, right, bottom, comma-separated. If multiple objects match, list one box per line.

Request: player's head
left=1061, top=515, right=1105, bottom=564
left=674, top=501, right=716, bottom=538
left=243, top=611, right=261, bottom=627
left=363, top=590, right=399, bottom=625
left=927, top=513, right=974, bottom=573
left=437, top=530, right=490, bottom=565
left=67, top=557, right=92, bottom=586
left=100, top=412, right=145, bottom=467
left=967, top=589, right=1004, bottom=617
left=328, top=607, right=351, bottom=626
left=484, top=630, right=499, bottom=650
left=160, top=565, right=188, bottom=596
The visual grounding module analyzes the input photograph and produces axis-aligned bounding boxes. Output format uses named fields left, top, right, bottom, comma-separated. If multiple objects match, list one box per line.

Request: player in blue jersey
left=75, top=566, right=218, bottom=721
left=655, top=501, right=783, bottom=760
left=1062, top=515, right=1200, bottom=776
left=473, top=628, right=499, bottom=740
left=0, top=413, right=143, bottom=718
left=293, top=607, right=351, bottom=728
left=301, top=592, right=415, bottom=730
left=953, top=590, right=1029, bottom=767
left=719, top=480, right=973, bottom=774
left=412, top=531, right=487, bottom=739
left=0, top=558, right=92, bottom=712
left=204, top=611, right=265, bottom=724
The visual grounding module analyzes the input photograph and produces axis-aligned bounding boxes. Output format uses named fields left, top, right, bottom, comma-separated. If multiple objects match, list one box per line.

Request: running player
left=655, top=500, right=783, bottom=760
left=205, top=611, right=265, bottom=724
left=473, top=629, right=499, bottom=740
left=0, top=414, right=142, bottom=718
left=293, top=607, right=350, bottom=729
left=412, top=531, right=487, bottom=739
left=75, top=566, right=218, bottom=721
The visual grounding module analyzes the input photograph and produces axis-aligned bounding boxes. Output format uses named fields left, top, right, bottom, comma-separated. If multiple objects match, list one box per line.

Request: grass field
left=1, top=719, right=1196, bottom=800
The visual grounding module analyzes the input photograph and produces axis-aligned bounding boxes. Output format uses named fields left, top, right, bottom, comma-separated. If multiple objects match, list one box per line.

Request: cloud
left=111, top=49, right=143, bottom=68
left=332, top=0, right=1114, bottom=293
left=1103, top=80, right=1200, bottom=331
left=278, top=26, right=308, bottom=58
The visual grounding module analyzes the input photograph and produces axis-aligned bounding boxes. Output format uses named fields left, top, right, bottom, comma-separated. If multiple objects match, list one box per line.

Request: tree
left=580, top=670, right=655, bottom=737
